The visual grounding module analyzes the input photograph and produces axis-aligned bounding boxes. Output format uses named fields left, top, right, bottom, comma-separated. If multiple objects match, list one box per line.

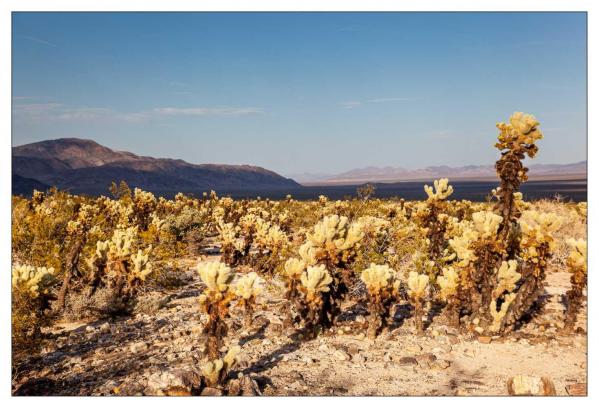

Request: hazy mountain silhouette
left=12, top=138, right=300, bottom=196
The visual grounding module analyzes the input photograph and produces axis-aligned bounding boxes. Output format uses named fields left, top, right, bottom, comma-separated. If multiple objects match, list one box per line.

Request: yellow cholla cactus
left=108, top=226, right=137, bottom=258
left=566, top=238, right=587, bottom=273
left=308, top=215, right=364, bottom=249
left=233, top=272, right=262, bottom=300
left=298, top=241, right=318, bottom=266
left=360, top=263, right=399, bottom=294
left=300, top=264, right=333, bottom=301
left=492, top=260, right=521, bottom=298
left=201, top=345, right=241, bottom=387
left=496, top=112, right=544, bottom=150
left=448, top=227, right=479, bottom=266
left=489, top=293, right=517, bottom=333
left=437, top=266, right=459, bottom=300
left=282, top=257, right=306, bottom=279
left=12, top=264, right=55, bottom=297
left=407, top=271, right=429, bottom=299
left=197, top=261, right=235, bottom=300
left=424, top=178, right=453, bottom=201
left=519, top=210, right=563, bottom=256
left=131, top=248, right=153, bottom=281
left=471, top=211, right=502, bottom=240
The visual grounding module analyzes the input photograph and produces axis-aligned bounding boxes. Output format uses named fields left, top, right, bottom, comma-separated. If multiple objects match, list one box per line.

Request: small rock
left=99, top=322, right=111, bottom=334
left=355, top=315, right=366, bottom=324
left=477, top=336, right=492, bottom=344
left=565, top=383, right=587, bottom=396
left=415, top=353, right=437, bottom=366
left=430, top=359, right=451, bottom=370
left=201, top=387, right=223, bottom=396
left=383, top=353, right=392, bottom=362
left=333, top=350, right=350, bottom=361
left=85, top=325, right=95, bottom=333
left=507, top=375, right=556, bottom=396
left=474, top=326, right=484, bottom=334
left=405, top=344, right=423, bottom=353
left=130, top=342, right=149, bottom=353
left=347, top=344, right=360, bottom=356
left=399, top=356, right=418, bottom=366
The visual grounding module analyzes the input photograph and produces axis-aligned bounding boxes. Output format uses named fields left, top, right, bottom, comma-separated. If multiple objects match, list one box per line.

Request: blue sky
left=12, top=12, right=587, bottom=175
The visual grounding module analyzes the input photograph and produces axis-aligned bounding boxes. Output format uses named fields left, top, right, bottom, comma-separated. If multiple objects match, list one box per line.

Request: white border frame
left=1, top=1, right=595, bottom=407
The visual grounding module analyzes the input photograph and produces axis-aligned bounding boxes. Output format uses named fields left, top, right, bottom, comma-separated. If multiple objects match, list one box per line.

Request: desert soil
left=12, top=255, right=587, bottom=396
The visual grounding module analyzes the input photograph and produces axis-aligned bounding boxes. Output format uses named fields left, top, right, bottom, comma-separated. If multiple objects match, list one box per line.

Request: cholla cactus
left=298, top=265, right=333, bottom=337
left=130, top=248, right=153, bottom=282
left=85, top=226, right=153, bottom=314
left=12, top=264, right=56, bottom=347
left=489, top=293, right=516, bottom=333
left=447, top=211, right=505, bottom=323
left=494, top=112, right=543, bottom=252
left=416, top=179, right=454, bottom=280
left=360, top=263, right=400, bottom=338
left=201, top=345, right=241, bottom=388
left=279, top=257, right=306, bottom=327
left=233, top=272, right=262, bottom=327
left=437, top=266, right=461, bottom=327
left=302, top=215, right=364, bottom=324
left=216, top=221, right=245, bottom=266
left=487, top=260, right=521, bottom=333
left=424, top=178, right=454, bottom=201
left=407, top=271, right=429, bottom=333
left=197, top=261, right=236, bottom=359
left=132, top=188, right=157, bottom=230
left=471, top=211, right=503, bottom=240
left=58, top=203, right=99, bottom=311
left=564, top=238, right=587, bottom=331
left=12, top=264, right=55, bottom=298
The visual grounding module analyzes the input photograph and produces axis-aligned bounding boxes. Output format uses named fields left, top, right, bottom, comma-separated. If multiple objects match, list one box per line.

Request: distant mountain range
left=12, top=138, right=300, bottom=196
left=289, top=161, right=587, bottom=185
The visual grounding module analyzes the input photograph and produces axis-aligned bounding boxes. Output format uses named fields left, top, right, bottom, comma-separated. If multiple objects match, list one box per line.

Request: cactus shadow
left=239, top=322, right=269, bottom=346
left=242, top=329, right=306, bottom=375
left=389, top=303, right=411, bottom=330
left=13, top=317, right=170, bottom=394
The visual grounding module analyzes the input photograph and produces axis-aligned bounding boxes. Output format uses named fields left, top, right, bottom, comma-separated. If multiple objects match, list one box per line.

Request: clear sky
left=12, top=12, right=587, bottom=175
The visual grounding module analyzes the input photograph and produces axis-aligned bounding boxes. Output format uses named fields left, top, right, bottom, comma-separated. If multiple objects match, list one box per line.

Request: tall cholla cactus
left=200, top=345, right=241, bottom=390
left=298, top=265, right=333, bottom=337
left=360, top=263, right=400, bottom=338
left=232, top=272, right=262, bottom=327
left=437, top=266, right=461, bottom=327
left=197, top=261, right=236, bottom=360
left=407, top=271, right=429, bottom=333
left=488, top=260, right=521, bottom=333
left=416, top=179, right=455, bottom=280
left=494, top=112, right=543, bottom=254
left=564, top=238, right=587, bottom=331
